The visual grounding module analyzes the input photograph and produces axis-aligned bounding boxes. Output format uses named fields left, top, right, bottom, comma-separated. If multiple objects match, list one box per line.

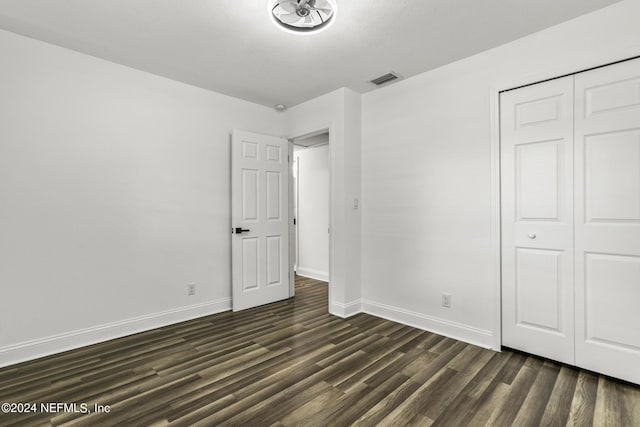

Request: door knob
left=528, top=233, right=536, bottom=239
left=234, top=227, right=251, bottom=234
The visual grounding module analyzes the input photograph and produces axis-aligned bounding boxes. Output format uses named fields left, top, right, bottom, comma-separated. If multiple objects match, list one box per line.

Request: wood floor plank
left=278, top=384, right=345, bottom=426
left=466, top=381, right=511, bottom=426
left=621, top=380, right=640, bottom=426
left=219, top=380, right=333, bottom=426
left=326, top=373, right=411, bottom=426
left=376, top=367, right=458, bottom=425
left=0, top=274, right=637, bottom=426
left=428, top=353, right=512, bottom=427
left=335, top=350, right=405, bottom=393
left=539, top=366, right=580, bottom=426
left=593, top=376, right=625, bottom=427
left=458, top=351, right=512, bottom=400
left=351, top=377, right=421, bottom=426
left=485, top=355, right=544, bottom=426
left=164, top=342, right=335, bottom=423
left=567, top=370, right=600, bottom=426
left=422, top=348, right=495, bottom=423
left=510, top=360, right=561, bottom=427
left=421, top=351, right=495, bottom=421
left=197, top=360, right=333, bottom=426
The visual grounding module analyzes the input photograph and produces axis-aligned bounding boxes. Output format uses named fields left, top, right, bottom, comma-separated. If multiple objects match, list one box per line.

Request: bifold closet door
left=574, top=57, right=640, bottom=385
left=500, top=76, right=575, bottom=365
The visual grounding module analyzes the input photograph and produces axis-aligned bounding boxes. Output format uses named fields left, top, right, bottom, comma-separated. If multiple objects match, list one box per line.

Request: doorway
left=290, top=130, right=330, bottom=286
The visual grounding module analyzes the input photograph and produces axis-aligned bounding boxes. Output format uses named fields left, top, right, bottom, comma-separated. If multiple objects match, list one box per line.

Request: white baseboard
left=330, top=299, right=362, bottom=318
left=361, top=299, right=494, bottom=349
left=0, top=298, right=231, bottom=368
left=1, top=296, right=494, bottom=368
left=295, top=267, right=329, bottom=282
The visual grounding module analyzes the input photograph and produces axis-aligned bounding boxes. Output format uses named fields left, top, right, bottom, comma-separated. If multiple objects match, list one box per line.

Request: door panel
left=242, top=238, right=259, bottom=290
left=266, top=171, right=282, bottom=220
left=515, top=248, right=563, bottom=331
left=267, top=235, right=282, bottom=286
left=584, top=77, right=640, bottom=118
left=575, top=58, right=640, bottom=384
left=516, top=139, right=563, bottom=220
left=515, top=95, right=563, bottom=127
left=242, top=169, right=258, bottom=220
left=584, top=253, right=640, bottom=351
left=501, top=76, right=575, bottom=364
left=585, top=130, right=640, bottom=222
left=232, top=130, right=289, bottom=311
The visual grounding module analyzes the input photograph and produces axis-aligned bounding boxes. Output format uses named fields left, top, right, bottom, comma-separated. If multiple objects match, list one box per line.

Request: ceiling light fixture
left=269, top=0, right=337, bottom=35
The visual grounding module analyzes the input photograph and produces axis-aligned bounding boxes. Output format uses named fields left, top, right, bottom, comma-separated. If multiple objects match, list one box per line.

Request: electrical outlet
left=442, top=293, right=451, bottom=308
left=188, top=283, right=196, bottom=296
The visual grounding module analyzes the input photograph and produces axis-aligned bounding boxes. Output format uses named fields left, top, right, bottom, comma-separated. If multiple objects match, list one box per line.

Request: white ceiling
left=0, top=0, right=623, bottom=108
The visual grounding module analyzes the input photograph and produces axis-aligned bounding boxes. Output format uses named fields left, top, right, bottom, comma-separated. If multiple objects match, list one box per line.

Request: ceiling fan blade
left=304, top=15, right=314, bottom=24
left=313, top=0, right=331, bottom=9
left=279, top=12, right=302, bottom=24
left=277, top=0, right=297, bottom=13
left=297, top=0, right=311, bottom=7
left=309, top=7, right=332, bottom=14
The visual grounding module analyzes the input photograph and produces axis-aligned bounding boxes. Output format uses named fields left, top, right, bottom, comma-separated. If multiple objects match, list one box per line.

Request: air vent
left=369, top=72, right=401, bottom=86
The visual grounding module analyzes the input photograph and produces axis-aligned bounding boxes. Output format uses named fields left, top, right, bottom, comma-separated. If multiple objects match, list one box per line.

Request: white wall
left=343, top=89, right=362, bottom=306
left=295, top=145, right=329, bottom=281
left=0, top=29, right=284, bottom=366
left=284, top=88, right=362, bottom=317
left=361, top=0, right=640, bottom=348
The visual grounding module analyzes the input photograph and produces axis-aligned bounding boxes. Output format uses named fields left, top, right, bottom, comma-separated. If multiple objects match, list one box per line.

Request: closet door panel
left=585, top=130, right=640, bottom=223
left=575, top=57, right=640, bottom=385
left=501, top=76, right=575, bottom=364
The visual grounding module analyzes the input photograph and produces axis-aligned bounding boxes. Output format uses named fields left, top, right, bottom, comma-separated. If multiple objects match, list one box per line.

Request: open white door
left=232, top=130, right=290, bottom=311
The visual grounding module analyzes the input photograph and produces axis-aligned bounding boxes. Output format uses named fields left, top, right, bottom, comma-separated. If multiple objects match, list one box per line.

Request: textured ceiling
left=0, top=0, right=623, bottom=108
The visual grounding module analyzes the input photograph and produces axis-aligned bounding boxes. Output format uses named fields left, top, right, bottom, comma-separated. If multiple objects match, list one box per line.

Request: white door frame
left=489, top=53, right=640, bottom=352
left=288, top=141, right=295, bottom=297
left=287, top=125, right=333, bottom=305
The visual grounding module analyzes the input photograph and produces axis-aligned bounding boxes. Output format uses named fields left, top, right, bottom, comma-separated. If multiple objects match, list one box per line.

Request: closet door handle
left=528, top=233, right=536, bottom=239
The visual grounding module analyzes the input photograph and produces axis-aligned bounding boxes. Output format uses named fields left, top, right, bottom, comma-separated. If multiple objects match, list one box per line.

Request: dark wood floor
left=1, top=276, right=638, bottom=426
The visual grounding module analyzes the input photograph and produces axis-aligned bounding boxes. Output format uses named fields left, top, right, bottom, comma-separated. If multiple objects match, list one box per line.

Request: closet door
left=574, top=58, right=640, bottom=384
left=500, top=76, right=575, bottom=364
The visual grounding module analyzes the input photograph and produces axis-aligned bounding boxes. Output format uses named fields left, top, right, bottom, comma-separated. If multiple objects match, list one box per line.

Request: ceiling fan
left=269, top=0, right=337, bottom=34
